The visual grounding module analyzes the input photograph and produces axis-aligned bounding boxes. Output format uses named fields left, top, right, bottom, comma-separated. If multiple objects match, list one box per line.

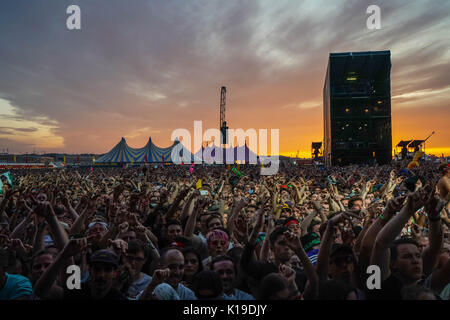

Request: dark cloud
left=0, top=127, right=38, bottom=133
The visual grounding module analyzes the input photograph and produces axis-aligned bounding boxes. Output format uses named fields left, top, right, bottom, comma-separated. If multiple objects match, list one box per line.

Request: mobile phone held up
left=200, top=190, right=209, bottom=196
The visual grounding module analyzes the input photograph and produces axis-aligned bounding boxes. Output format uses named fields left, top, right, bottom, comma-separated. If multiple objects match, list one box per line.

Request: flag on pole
left=144, top=155, right=148, bottom=163
left=196, top=179, right=202, bottom=189
left=63, top=155, right=66, bottom=164
left=237, top=163, right=240, bottom=171
left=227, top=164, right=231, bottom=171
left=13, top=155, right=16, bottom=162
left=77, top=155, right=80, bottom=163
left=0, top=171, right=13, bottom=192
left=189, top=163, right=195, bottom=174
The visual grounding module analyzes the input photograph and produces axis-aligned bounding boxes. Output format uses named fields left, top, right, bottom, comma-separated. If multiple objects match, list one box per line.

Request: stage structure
left=311, top=142, right=323, bottom=160
left=220, top=86, right=228, bottom=145
left=323, top=51, right=392, bottom=166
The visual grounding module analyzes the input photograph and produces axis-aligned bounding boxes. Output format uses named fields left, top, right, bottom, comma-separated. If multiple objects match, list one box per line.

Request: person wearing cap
left=66, top=248, right=123, bottom=300
left=316, top=212, right=364, bottom=299
left=34, top=238, right=124, bottom=300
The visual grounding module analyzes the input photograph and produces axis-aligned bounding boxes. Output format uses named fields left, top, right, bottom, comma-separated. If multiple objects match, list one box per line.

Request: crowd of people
left=0, top=158, right=449, bottom=300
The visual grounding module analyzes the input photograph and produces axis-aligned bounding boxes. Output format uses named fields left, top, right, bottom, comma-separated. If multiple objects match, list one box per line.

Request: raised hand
left=108, top=239, right=128, bottom=255
left=283, top=230, right=303, bottom=253
left=396, top=176, right=405, bottom=185
left=424, top=185, right=446, bottom=220
left=312, top=200, right=323, bottom=212
left=118, top=221, right=129, bottom=234
left=328, top=211, right=350, bottom=227
left=61, top=237, right=89, bottom=259
left=233, top=216, right=249, bottom=244
left=151, top=268, right=171, bottom=285
left=390, top=170, right=396, bottom=180
left=34, top=201, right=54, bottom=219
left=279, top=264, right=296, bottom=286
left=406, top=186, right=431, bottom=213
left=386, top=195, right=406, bottom=214
left=9, top=238, right=29, bottom=255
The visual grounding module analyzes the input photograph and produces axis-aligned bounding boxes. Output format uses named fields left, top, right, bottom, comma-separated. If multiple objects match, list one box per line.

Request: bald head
left=161, top=248, right=185, bottom=287
left=161, top=248, right=184, bottom=266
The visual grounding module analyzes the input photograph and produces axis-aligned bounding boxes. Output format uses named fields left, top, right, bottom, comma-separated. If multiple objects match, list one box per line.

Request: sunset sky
left=0, top=0, right=449, bottom=158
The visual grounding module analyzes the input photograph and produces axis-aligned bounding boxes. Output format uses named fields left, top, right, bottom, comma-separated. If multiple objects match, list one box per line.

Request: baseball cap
left=90, top=249, right=119, bottom=267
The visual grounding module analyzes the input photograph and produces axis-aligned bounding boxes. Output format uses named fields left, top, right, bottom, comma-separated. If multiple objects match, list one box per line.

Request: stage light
left=377, top=100, right=382, bottom=104
left=345, top=108, right=350, bottom=112
left=347, top=77, right=357, bottom=81
left=365, top=108, right=369, bottom=113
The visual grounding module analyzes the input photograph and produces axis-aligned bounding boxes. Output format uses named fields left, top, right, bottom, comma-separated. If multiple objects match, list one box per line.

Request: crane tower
left=220, top=86, right=228, bottom=145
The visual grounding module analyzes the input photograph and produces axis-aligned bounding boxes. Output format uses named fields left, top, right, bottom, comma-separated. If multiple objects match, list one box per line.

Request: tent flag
left=162, top=155, right=165, bottom=163
left=0, top=172, right=13, bottom=193
left=189, top=163, right=195, bottom=174
left=63, top=155, right=66, bottom=164
left=196, top=179, right=202, bottom=189
left=145, top=155, right=148, bottom=163
left=2, top=171, right=13, bottom=187
left=13, top=155, right=16, bottom=162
